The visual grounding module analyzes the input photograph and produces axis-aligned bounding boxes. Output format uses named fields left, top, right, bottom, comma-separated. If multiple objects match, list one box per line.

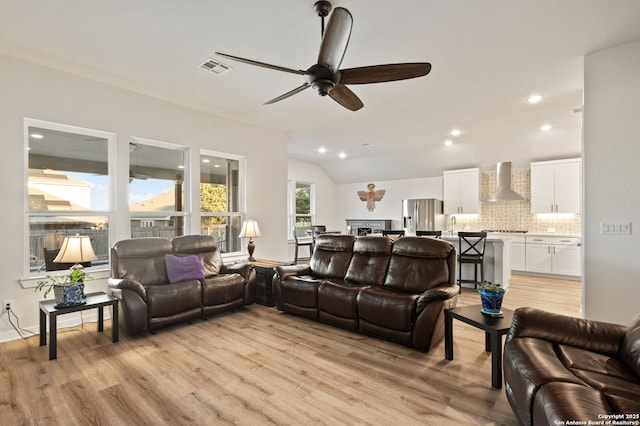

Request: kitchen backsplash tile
left=446, top=168, right=581, bottom=234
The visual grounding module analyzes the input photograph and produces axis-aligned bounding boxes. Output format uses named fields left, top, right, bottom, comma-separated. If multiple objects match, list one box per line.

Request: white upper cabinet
left=443, top=168, right=480, bottom=214
left=530, top=158, right=581, bottom=214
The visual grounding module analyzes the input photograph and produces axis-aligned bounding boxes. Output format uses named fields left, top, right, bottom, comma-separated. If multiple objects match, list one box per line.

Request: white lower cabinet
left=510, top=236, right=526, bottom=271
left=524, top=236, right=581, bottom=277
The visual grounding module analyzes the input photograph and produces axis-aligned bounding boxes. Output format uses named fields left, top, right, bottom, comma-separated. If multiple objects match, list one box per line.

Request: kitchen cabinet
left=443, top=168, right=480, bottom=214
left=530, top=158, right=581, bottom=214
left=524, top=236, right=581, bottom=276
left=510, top=236, right=526, bottom=271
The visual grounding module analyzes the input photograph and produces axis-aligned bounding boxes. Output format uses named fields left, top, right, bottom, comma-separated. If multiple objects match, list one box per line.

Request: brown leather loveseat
left=503, top=307, right=640, bottom=425
left=273, top=234, right=459, bottom=351
left=108, top=235, right=255, bottom=334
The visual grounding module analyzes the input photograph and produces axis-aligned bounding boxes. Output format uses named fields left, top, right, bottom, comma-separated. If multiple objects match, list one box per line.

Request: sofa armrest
left=107, top=277, right=147, bottom=303
left=275, top=264, right=312, bottom=280
left=416, top=284, right=459, bottom=313
left=221, top=261, right=252, bottom=280
left=507, top=307, right=627, bottom=357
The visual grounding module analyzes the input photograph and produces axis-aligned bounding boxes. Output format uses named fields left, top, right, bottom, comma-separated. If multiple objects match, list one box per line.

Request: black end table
left=250, top=260, right=292, bottom=306
left=39, top=291, right=119, bottom=360
left=444, top=305, right=514, bottom=389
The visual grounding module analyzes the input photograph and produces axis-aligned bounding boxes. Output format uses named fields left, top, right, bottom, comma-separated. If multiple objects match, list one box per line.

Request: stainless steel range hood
left=487, top=162, right=524, bottom=201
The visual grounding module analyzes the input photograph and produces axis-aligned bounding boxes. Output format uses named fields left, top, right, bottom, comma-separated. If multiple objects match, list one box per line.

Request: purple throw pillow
left=165, top=254, right=205, bottom=284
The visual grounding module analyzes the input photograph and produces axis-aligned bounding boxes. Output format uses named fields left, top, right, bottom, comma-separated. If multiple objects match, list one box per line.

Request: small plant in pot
left=35, top=266, right=92, bottom=308
left=477, top=280, right=506, bottom=317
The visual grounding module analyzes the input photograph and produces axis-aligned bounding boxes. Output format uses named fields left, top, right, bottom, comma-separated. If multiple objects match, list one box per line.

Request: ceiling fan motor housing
left=305, top=64, right=340, bottom=96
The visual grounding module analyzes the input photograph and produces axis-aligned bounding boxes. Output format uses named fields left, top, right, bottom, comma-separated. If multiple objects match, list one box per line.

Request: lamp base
left=247, top=240, right=256, bottom=262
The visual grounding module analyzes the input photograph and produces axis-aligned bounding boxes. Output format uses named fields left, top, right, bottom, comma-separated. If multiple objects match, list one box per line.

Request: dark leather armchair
left=503, top=307, right=640, bottom=425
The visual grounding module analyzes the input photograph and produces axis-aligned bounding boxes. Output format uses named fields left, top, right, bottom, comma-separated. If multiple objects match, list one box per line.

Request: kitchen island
left=440, top=233, right=512, bottom=290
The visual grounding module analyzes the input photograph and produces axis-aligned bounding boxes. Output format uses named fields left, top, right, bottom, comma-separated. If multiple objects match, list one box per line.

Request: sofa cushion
left=146, top=280, right=202, bottom=318
left=202, top=273, right=246, bottom=305
left=278, top=276, right=322, bottom=308
left=318, top=279, right=370, bottom=319
left=344, top=236, right=391, bottom=285
left=165, top=254, right=205, bottom=284
left=357, top=286, right=418, bottom=331
left=172, top=234, right=223, bottom=277
left=532, top=382, right=614, bottom=426
left=621, top=313, right=640, bottom=377
left=383, top=237, right=453, bottom=293
left=111, top=237, right=173, bottom=286
left=309, top=234, right=355, bottom=278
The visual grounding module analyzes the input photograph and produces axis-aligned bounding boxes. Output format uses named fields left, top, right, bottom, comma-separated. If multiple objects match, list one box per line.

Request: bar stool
left=416, top=230, right=442, bottom=238
left=382, top=230, right=405, bottom=239
left=457, top=231, right=487, bottom=293
left=293, top=227, right=313, bottom=264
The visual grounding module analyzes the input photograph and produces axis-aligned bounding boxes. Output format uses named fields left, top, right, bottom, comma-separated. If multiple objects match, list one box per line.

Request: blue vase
left=53, top=282, right=86, bottom=308
left=479, top=289, right=505, bottom=315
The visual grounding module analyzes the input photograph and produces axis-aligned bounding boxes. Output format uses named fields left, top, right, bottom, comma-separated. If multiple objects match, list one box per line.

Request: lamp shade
left=53, top=235, right=98, bottom=264
left=239, top=220, right=262, bottom=239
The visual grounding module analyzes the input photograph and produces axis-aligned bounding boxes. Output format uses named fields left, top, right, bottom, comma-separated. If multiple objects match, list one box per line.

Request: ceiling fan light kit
left=216, top=1, right=431, bottom=111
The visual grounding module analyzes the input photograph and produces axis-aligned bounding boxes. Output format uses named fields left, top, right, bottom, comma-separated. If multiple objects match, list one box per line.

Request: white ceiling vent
left=200, top=59, right=231, bottom=75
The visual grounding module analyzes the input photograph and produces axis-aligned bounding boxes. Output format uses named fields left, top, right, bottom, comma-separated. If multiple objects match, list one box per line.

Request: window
left=25, top=119, right=114, bottom=275
left=129, top=138, right=188, bottom=239
left=199, top=151, right=243, bottom=253
left=289, top=181, right=315, bottom=239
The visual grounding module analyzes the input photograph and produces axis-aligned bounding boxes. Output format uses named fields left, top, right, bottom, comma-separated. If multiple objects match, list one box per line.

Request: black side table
left=250, top=260, right=292, bottom=306
left=39, top=291, right=119, bottom=360
left=444, top=305, right=514, bottom=389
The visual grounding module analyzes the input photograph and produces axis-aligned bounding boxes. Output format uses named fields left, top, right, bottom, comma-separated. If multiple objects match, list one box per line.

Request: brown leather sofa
left=503, top=307, right=640, bottom=425
left=108, top=235, right=255, bottom=334
left=273, top=234, right=459, bottom=351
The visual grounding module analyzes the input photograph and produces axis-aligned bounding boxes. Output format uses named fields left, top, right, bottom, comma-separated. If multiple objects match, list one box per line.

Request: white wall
left=288, top=159, right=339, bottom=231
left=337, top=177, right=443, bottom=230
left=583, top=39, right=640, bottom=324
left=0, top=54, right=289, bottom=341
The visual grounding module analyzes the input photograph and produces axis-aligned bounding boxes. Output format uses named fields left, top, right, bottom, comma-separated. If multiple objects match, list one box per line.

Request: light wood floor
left=0, top=274, right=581, bottom=425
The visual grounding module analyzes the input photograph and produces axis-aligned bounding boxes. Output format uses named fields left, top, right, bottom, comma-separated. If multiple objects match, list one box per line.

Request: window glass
left=200, top=153, right=242, bottom=253
left=129, top=140, right=187, bottom=237
left=290, top=181, right=314, bottom=238
left=26, top=122, right=112, bottom=274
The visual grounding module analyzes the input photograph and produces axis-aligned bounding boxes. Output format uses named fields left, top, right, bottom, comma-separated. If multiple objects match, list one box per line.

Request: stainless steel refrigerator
left=402, top=199, right=444, bottom=234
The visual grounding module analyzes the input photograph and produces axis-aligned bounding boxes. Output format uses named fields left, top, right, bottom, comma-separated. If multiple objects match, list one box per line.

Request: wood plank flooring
left=0, top=274, right=581, bottom=425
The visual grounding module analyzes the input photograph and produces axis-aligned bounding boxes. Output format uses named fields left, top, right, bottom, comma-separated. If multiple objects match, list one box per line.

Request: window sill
left=19, top=267, right=111, bottom=289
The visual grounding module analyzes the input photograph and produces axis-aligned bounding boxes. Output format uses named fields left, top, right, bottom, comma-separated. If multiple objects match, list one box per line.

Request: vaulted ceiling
left=2, top=1, right=640, bottom=183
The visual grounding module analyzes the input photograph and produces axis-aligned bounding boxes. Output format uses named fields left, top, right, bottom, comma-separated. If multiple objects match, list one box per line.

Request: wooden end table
left=251, top=260, right=292, bottom=307
left=39, top=291, right=119, bottom=360
left=444, top=305, right=514, bottom=389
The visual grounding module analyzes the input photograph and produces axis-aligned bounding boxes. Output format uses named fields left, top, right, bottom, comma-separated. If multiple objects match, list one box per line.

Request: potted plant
left=477, top=280, right=506, bottom=316
left=35, top=266, right=92, bottom=308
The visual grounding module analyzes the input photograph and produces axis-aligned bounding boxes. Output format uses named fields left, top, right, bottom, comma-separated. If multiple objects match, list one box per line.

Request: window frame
left=288, top=180, right=316, bottom=239
left=24, top=118, right=116, bottom=276
left=198, top=149, right=245, bottom=256
left=128, top=136, right=190, bottom=240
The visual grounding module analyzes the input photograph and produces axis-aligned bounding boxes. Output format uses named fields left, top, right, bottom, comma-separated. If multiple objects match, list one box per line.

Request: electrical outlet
left=3, top=300, right=14, bottom=312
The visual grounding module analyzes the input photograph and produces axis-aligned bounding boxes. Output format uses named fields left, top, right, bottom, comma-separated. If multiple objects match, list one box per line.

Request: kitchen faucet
left=450, top=215, right=456, bottom=236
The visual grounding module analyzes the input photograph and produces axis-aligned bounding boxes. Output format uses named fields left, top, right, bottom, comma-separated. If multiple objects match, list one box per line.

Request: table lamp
left=53, top=235, right=98, bottom=270
left=239, top=220, right=261, bottom=261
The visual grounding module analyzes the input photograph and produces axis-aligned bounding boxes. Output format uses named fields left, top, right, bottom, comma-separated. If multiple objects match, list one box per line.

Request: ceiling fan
left=215, top=1, right=431, bottom=111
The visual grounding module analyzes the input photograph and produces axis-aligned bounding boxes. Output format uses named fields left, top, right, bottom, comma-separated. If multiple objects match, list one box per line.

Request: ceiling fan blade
left=340, top=63, right=431, bottom=84
left=317, top=7, right=353, bottom=72
left=215, top=52, right=305, bottom=76
left=264, top=83, right=310, bottom=105
left=329, top=84, right=364, bottom=111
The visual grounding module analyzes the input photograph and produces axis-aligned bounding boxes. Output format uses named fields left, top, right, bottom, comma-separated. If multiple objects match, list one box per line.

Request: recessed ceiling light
left=540, top=124, right=551, bottom=131
left=30, top=133, right=43, bottom=139
left=202, top=159, right=210, bottom=163
left=528, top=95, right=542, bottom=104
left=450, top=129, right=461, bottom=136
left=177, top=165, right=185, bottom=169
left=213, top=164, right=220, bottom=168
left=444, top=139, right=453, bottom=146
left=318, top=147, right=326, bottom=154
left=338, top=152, right=346, bottom=159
